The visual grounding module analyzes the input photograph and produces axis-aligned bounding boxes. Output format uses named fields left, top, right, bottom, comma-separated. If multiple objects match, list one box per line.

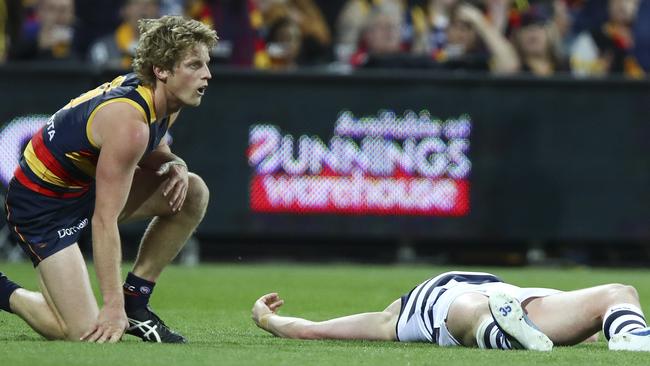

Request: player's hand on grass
left=157, top=160, right=188, bottom=213
left=252, top=293, right=284, bottom=330
left=81, top=304, right=129, bottom=343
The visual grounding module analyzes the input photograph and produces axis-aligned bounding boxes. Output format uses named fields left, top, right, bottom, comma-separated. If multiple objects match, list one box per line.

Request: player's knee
left=41, top=322, right=68, bottom=341
left=48, top=322, right=83, bottom=341
left=60, top=320, right=94, bottom=341
left=451, top=293, right=489, bottom=318
left=602, top=283, right=639, bottom=304
left=53, top=312, right=96, bottom=341
left=184, top=173, right=209, bottom=219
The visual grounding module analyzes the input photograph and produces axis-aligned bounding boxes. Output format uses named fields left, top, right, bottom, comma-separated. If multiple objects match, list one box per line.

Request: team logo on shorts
left=140, top=286, right=151, bottom=295
left=57, top=218, right=89, bottom=238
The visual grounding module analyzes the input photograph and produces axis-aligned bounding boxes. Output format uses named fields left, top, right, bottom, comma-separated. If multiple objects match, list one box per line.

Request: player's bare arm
left=136, top=111, right=181, bottom=174
left=137, top=120, right=188, bottom=213
left=252, top=293, right=398, bottom=341
left=81, top=102, right=149, bottom=343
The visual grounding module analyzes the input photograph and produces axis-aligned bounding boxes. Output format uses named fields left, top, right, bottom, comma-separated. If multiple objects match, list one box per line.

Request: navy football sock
left=123, top=272, right=155, bottom=313
left=0, top=272, right=22, bottom=313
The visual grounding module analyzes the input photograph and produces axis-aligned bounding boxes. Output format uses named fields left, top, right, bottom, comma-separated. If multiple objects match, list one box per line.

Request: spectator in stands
left=185, top=0, right=213, bottom=25
left=0, top=0, right=23, bottom=63
left=265, top=16, right=302, bottom=69
left=335, top=0, right=369, bottom=65
left=408, top=0, right=458, bottom=57
left=184, top=0, right=260, bottom=67
left=509, top=5, right=570, bottom=76
left=9, top=0, right=77, bottom=62
left=89, top=0, right=160, bottom=69
left=184, top=0, right=330, bottom=69
left=550, top=0, right=574, bottom=45
left=334, top=0, right=360, bottom=65
left=335, top=0, right=401, bottom=65
left=293, top=0, right=333, bottom=64
left=349, top=2, right=411, bottom=68
left=364, top=2, right=402, bottom=55
left=439, top=2, right=519, bottom=73
left=0, top=0, right=9, bottom=62
left=570, top=0, right=645, bottom=78
left=259, top=0, right=332, bottom=67
left=482, top=0, right=513, bottom=34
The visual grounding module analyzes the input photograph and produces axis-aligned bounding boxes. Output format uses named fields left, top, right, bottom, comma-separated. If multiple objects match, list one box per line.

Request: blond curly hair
left=133, top=16, right=218, bottom=86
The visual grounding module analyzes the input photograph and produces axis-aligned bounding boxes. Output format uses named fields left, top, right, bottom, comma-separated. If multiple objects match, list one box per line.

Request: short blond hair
left=133, top=16, right=218, bottom=86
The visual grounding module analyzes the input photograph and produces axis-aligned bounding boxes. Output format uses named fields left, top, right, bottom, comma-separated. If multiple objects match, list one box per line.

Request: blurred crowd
left=1, top=0, right=649, bottom=78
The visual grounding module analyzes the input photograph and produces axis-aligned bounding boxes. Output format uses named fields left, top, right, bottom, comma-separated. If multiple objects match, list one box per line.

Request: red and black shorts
left=3, top=178, right=94, bottom=266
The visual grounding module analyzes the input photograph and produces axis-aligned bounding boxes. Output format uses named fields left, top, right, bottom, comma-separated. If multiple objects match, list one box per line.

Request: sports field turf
left=1, top=262, right=649, bottom=365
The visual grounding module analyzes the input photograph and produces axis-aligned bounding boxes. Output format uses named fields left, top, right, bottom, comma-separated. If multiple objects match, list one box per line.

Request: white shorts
left=395, top=271, right=561, bottom=346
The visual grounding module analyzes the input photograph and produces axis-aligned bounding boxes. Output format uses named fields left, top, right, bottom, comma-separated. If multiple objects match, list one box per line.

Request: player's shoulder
left=101, top=73, right=141, bottom=98
left=106, top=73, right=156, bottom=123
left=95, top=99, right=146, bottom=119
left=120, top=73, right=142, bottom=88
left=110, top=72, right=141, bottom=89
left=94, top=73, right=150, bottom=121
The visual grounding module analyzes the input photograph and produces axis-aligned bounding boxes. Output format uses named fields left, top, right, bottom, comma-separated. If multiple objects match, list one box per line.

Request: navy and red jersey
left=15, top=73, right=170, bottom=198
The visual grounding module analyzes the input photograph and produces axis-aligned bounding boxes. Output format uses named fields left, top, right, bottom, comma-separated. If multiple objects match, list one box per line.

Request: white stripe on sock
left=603, top=303, right=646, bottom=340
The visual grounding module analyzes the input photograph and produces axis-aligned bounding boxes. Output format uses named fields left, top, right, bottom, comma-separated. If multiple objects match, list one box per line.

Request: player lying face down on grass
left=1, top=16, right=216, bottom=343
left=252, top=271, right=650, bottom=352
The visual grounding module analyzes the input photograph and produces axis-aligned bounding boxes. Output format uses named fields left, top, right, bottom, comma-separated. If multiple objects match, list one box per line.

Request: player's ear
left=153, top=65, right=169, bottom=83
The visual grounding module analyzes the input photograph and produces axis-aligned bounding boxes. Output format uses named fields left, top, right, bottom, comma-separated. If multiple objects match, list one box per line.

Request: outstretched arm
left=457, top=4, right=520, bottom=74
left=251, top=293, right=399, bottom=341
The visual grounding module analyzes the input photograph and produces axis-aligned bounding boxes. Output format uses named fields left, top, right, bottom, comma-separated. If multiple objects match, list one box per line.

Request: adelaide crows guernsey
left=14, top=73, right=170, bottom=198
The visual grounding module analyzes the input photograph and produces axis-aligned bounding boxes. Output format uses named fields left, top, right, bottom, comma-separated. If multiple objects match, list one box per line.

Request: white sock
left=603, top=303, right=646, bottom=341
left=476, top=318, right=512, bottom=350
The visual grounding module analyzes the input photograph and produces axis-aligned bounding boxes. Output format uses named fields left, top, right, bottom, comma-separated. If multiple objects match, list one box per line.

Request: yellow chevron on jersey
left=65, top=151, right=98, bottom=177
left=23, top=140, right=73, bottom=188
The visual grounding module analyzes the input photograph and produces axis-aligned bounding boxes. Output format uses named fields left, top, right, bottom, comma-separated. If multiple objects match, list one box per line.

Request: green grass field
left=1, top=262, right=650, bottom=365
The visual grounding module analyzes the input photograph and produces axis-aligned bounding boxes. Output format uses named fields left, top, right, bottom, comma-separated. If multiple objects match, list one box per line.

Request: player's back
left=14, top=73, right=169, bottom=198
